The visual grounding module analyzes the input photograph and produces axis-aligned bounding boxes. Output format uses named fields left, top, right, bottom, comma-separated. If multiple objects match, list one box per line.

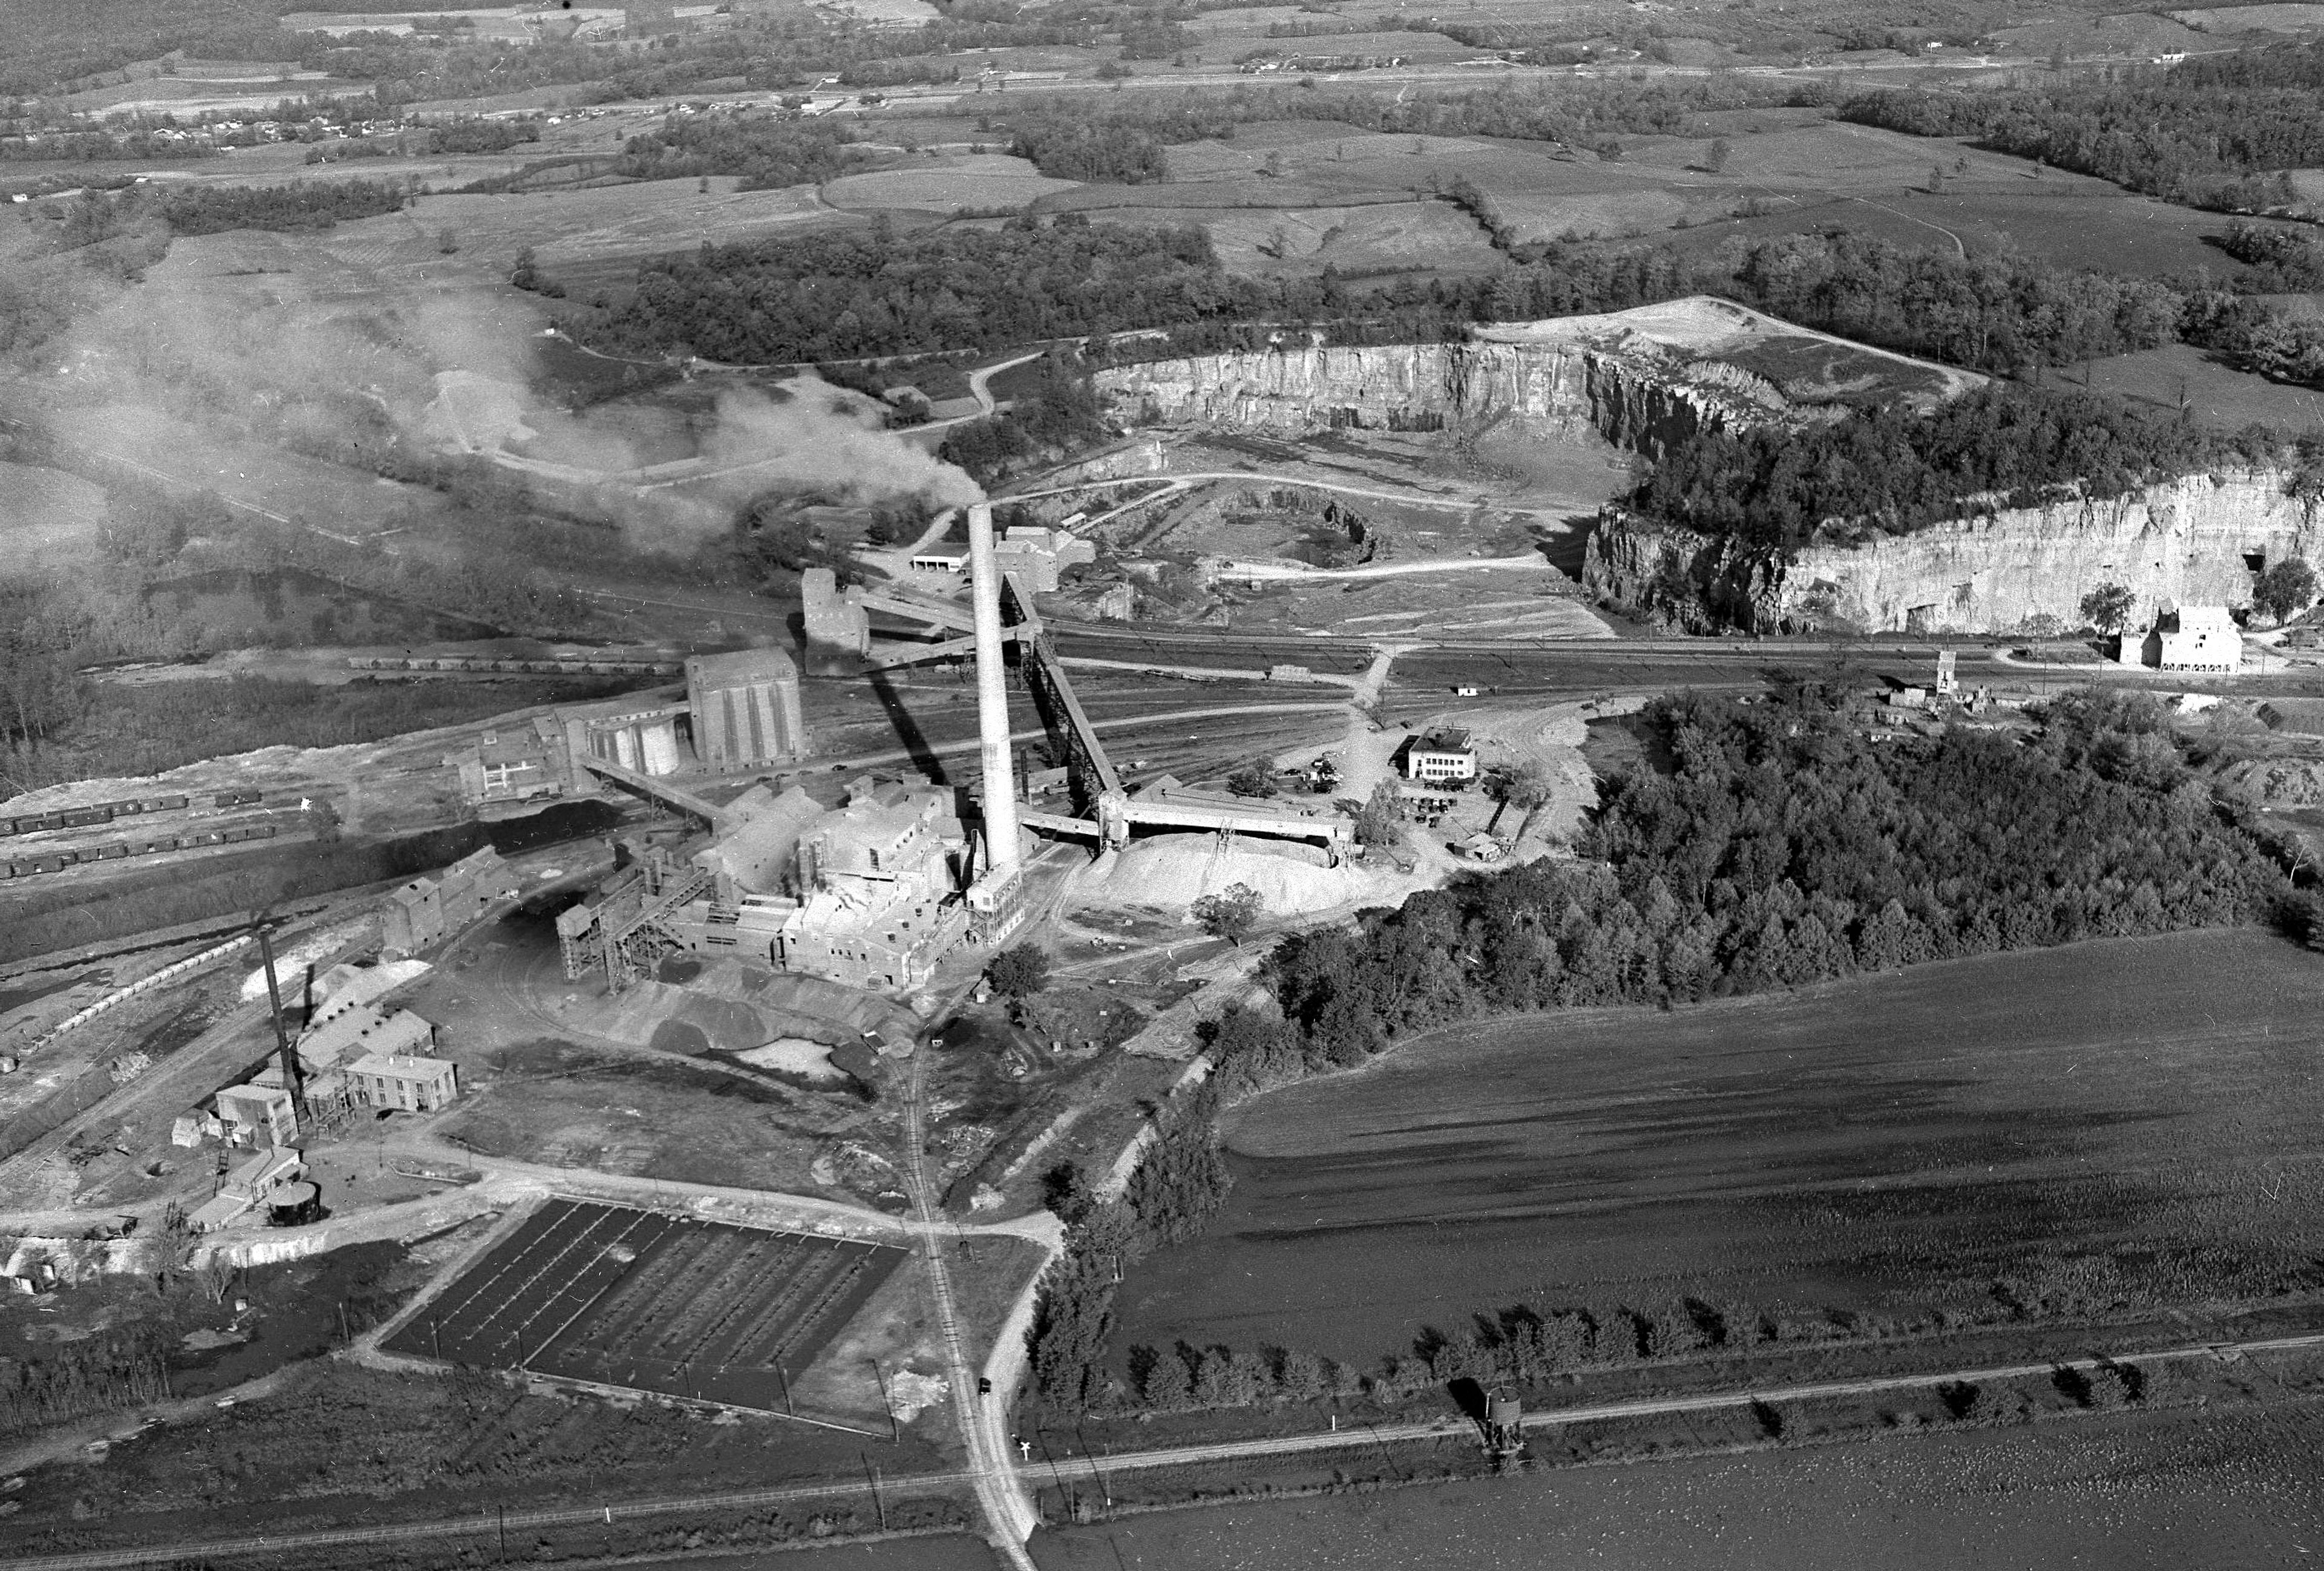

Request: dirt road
left=10, top=1330, right=2320, bottom=1570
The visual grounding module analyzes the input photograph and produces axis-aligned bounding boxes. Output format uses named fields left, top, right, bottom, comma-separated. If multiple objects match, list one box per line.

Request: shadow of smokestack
left=866, top=666, right=946, bottom=784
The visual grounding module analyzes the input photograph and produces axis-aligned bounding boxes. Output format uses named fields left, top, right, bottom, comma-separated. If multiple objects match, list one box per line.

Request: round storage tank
left=267, top=1182, right=321, bottom=1227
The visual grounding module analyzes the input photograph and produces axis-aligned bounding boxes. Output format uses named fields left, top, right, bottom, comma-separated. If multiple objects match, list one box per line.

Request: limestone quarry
left=1586, top=470, right=2324, bottom=635
left=1103, top=297, right=2319, bottom=636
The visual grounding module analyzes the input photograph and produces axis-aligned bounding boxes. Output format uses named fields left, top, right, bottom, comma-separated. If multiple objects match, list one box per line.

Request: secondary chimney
left=967, top=502, right=1022, bottom=877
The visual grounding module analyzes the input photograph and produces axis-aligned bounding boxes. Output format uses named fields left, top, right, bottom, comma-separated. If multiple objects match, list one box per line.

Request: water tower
left=1479, top=1392, right=1525, bottom=1466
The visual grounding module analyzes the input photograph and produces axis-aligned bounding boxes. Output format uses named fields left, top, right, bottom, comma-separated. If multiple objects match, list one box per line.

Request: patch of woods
left=1024, top=687, right=2294, bottom=1415
left=0, top=1238, right=409, bottom=1438
left=1629, top=384, right=2300, bottom=550
left=614, top=115, right=864, bottom=191
left=1838, top=43, right=2324, bottom=215
left=937, top=352, right=1110, bottom=486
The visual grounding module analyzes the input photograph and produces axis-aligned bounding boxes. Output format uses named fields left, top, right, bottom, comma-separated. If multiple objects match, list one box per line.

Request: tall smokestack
left=967, top=502, right=1021, bottom=877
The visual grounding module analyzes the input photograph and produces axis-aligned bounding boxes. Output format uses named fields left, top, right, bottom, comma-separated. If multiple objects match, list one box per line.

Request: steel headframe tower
left=967, top=502, right=1022, bottom=878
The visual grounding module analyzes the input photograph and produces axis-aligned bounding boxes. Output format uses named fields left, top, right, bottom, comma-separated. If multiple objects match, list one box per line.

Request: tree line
left=1022, top=687, right=2286, bottom=1414
left=592, top=216, right=1245, bottom=364
left=579, top=205, right=2324, bottom=398
left=1629, top=383, right=2286, bottom=550
left=996, top=74, right=1820, bottom=182
left=1836, top=44, right=2324, bottom=214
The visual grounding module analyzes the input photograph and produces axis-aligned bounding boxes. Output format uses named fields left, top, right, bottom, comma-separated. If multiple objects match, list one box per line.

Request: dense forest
left=1837, top=44, right=2324, bottom=213
left=594, top=217, right=1246, bottom=363
left=1630, top=384, right=2280, bottom=548
left=1025, top=687, right=2286, bottom=1413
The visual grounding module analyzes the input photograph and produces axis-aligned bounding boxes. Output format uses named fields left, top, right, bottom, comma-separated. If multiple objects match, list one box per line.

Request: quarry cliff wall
left=1097, top=339, right=1781, bottom=462
left=1584, top=470, right=2324, bottom=634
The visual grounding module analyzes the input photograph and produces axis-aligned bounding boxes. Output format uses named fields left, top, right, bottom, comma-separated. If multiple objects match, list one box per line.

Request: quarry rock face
left=1584, top=471, right=2324, bottom=634
left=1098, top=336, right=1769, bottom=462
left=1105, top=310, right=2319, bottom=637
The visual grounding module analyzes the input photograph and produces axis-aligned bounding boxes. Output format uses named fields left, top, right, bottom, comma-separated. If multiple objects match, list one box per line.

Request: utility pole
left=868, top=1357, right=898, bottom=1443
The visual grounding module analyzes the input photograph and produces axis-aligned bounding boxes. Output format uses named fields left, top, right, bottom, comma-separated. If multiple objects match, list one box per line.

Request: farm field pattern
left=388, top=1199, right=905, bottom=1414
left=1113, top=928, right=2324, bottom=1365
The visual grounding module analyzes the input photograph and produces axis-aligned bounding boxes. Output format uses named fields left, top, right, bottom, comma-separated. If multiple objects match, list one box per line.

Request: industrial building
left=1400, top=728, right=1479, bottom=784
left=565, top=697, right=689, bottom=779
left=189, top=1149, right=306, bottom=1233
left=215, top=1081, right=297, bottom=1148
left=2151, top=605, right=2243, bottom=674
left=346, top=1053, right=459, bottom=1113
left=289, top=1003, right=436, bottom=1107
left=557, top=776, right=973, bottom=992
left=994, top=526, right=1097, bottom=593
left=802, top=566, right=870, bottom=661
left=686, top=648, right=808, bottom=770
left=447, top=716, right=571, bottom=811
left=383, top=845, right=511, bottom=957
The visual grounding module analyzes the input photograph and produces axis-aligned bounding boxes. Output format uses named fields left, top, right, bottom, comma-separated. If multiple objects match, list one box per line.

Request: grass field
left=1112, top=927, right=2324, bottom=1368
left=1030, top=1392, right=2324, bottom=1570
left=2080, top=342, right=2324, bottom=435
left=824, top=154, right=1078, bottom=214
left=397, top=178, right=838, bottom=270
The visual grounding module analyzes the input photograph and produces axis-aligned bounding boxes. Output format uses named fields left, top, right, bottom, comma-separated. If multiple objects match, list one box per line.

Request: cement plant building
left=686, top=649, right=808, bottom=770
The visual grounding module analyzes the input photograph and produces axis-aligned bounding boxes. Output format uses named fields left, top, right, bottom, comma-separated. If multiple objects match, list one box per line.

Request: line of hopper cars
left=2, top=790, right=273, bottom=880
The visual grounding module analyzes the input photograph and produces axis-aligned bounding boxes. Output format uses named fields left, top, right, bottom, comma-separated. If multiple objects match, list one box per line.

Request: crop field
left=397, top=179, right=839, bottom=270
left=1112, top=927, right=2324, bottom=1367
left=1069, top=112, right=2269, bottom=282
left=387, top=1199, right=905, bottom=1412
left=823, top=154, right=1079, bottom=214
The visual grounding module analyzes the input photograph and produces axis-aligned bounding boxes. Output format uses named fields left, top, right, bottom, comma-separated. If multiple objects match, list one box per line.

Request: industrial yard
left=11, top=0, right=2324, bottom=1559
